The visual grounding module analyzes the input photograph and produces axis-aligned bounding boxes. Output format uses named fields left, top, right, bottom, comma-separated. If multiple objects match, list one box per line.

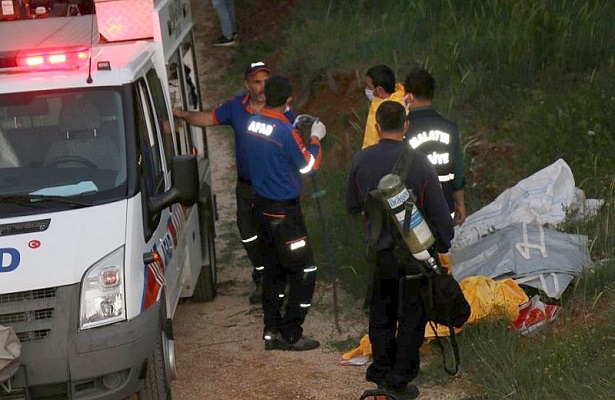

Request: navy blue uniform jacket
left=345, top=138, right=454, bottom=253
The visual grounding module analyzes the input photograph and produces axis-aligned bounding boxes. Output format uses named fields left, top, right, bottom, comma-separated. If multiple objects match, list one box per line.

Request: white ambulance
left=0, top=0, right=217, bottom=398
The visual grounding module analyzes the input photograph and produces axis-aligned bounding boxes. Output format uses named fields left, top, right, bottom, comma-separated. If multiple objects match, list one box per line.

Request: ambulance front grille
left=0, top=288, right=57, bottom=343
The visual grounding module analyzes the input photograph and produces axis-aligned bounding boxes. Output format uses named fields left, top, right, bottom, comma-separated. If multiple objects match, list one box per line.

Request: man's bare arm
left=172, top=108, right=215, bottom=127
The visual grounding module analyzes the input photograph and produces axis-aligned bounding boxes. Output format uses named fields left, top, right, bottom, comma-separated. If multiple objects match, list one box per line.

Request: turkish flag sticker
left=28, top=240, right=41, bottom=249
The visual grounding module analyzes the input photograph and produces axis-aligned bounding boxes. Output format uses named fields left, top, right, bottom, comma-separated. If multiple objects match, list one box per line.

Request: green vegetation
left=232, top=0, right=615, bottom=397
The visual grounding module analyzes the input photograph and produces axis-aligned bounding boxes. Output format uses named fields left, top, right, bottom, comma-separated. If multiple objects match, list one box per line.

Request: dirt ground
left=170, top=1, right=473, bottom=399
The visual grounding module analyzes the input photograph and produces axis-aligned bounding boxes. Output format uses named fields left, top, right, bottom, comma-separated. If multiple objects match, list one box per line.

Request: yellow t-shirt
left=361, top=82, right=406, bottom=149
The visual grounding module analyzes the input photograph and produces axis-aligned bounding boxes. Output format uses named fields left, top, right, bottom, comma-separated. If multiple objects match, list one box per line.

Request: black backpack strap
left=425, top=276, right=461, bottom=375
left=391, top=145, right=415, bottom=184
left=366, top=189, right=386, bottom=248
left=429, top=319, right=462, bottom=375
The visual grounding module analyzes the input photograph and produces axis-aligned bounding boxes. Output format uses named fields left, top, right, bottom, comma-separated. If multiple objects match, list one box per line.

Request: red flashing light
left=16, top=46, right=90, bottom=70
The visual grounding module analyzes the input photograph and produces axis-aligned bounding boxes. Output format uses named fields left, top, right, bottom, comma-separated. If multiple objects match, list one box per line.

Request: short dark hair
left=403, top=69, right=435, bottom=100
left=366, top=64, right=396, bottom=94
left=376, top=101, right=406, bottom=132
left=265, top=75, right=292, bottom=107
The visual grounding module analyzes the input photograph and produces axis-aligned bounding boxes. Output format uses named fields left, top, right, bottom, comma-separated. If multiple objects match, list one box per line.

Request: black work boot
left=273, top=335, right=320, bottom=351
left=378, top=382, right=419, bottom=400
left=263, top=331, right=281, bottom=350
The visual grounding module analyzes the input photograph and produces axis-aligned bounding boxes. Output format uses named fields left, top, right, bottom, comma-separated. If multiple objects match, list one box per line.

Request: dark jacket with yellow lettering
left=244, top=108, right=322, bottom=201
left=405, top=106, right=465, bottom=212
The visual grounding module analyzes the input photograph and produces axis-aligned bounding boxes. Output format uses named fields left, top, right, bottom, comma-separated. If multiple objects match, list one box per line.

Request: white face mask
left=364, top=88, right=375, bottom=102
left=403, top=93, right=411, bottom=112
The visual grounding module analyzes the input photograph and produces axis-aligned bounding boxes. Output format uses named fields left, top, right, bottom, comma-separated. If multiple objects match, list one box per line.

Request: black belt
left=254, top=195, right=299, bottom=207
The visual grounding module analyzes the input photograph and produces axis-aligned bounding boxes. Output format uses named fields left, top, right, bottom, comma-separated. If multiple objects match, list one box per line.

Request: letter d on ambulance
left=0, top=248, right=20, bottom=273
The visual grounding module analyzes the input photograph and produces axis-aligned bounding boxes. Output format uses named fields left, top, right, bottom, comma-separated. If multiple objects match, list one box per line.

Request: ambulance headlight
left=79, top=247, right=126, bottom=330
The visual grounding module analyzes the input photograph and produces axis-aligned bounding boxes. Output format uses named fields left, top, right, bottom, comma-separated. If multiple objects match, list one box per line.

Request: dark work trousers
left=366, top=249, right=428, bottom=388
left=236, top=180, right=264, bottom=284
left=363, top=247, right=377, bottom=312
left=254, top=196, right=317, bottom=344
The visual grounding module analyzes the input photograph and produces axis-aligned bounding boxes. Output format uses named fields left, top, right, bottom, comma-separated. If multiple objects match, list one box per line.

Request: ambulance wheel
left=139, top=328, right=172, bottom=400
left=192, top=228, right=217, bottom=302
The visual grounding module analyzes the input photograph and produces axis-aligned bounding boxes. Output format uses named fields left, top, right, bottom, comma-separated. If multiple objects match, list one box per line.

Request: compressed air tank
left=377, top=173, right=435, bottom=257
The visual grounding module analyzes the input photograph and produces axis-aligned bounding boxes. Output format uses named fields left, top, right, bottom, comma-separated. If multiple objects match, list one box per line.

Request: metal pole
left=311, top=175, right=341, bottom=333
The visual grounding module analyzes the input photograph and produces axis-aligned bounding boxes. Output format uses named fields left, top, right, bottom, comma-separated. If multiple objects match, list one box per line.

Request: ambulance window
left=167, top=51, right=195, bottom=155
left=146, top=68, right=175, bottom=168
left=134, top=81, right=165, bottom=198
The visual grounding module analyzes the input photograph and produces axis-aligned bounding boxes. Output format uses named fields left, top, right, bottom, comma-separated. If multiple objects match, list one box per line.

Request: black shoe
left=378, top=383, right=419, bottom=400
left=213, top=35, right=235, bottom=47
left=267, top=335, right=320, bottom=351
left=263, top=331, right=280, bottom=350
left=249, top=282, right=262, bottom=305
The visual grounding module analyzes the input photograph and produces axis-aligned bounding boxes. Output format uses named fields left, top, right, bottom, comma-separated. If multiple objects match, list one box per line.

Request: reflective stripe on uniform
left=303, top=266, right=317, bottom=273
left=290, top=239, right=306, bottom=250
left=241, top=235, right=258, bottom=243
left=299, top=303, right=311, bottom=308
left=299, top=155, right=315, bottom=174
left=438, top=173, right=455, bottom=182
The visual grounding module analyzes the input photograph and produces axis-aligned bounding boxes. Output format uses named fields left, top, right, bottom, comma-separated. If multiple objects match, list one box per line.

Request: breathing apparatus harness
left=366, top=145, right=468, bottom=376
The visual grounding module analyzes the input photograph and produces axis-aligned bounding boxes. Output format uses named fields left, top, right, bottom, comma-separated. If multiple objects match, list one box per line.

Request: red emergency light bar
left=15, top=46, right=90, bottom=70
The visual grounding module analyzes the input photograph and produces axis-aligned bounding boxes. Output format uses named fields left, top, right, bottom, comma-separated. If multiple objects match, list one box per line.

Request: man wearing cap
left=173, top=61, right=293, bottom=304
left=244, top=75, right=326, bottom=351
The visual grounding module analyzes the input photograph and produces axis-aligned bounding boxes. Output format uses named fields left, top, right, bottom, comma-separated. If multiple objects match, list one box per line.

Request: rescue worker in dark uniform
left=173, top=61, right=294, bottom=304
left=403, top=69, right=466, bottom=227
left=244, top=75, right=326, bottom=351
left=346, top=101, right=454, bottom=398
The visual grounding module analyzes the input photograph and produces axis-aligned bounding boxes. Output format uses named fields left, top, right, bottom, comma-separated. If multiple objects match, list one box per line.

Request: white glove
left=310, top=120, right=326, bottom=141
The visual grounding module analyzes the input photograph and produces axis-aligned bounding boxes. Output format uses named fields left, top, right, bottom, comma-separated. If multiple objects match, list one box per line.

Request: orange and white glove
left=438, top=253, right=451, bottom=274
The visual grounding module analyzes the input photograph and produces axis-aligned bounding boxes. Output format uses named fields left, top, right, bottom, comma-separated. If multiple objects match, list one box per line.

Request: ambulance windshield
left=0, top=89, right=127, bottom=212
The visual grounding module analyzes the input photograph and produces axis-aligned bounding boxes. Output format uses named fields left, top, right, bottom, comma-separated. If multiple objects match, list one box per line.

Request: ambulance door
left=133, top=77, right=179, bottom=315
left=168, top=33, right=217, bottom=301
left=142, top=67, right=204, bottom=315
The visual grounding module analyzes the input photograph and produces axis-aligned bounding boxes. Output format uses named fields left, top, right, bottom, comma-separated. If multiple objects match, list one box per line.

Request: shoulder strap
left=393, top=145, right=416, bottom=236
left=366, top=189, right=387, bottom=248
left=391, top=145, right=415, bottom=184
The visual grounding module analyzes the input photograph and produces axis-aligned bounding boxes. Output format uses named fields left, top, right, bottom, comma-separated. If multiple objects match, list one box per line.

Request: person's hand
left=454, top=202, right=466, bottom=226
left=310, top=120, right=326, bottom=140
left=172, top=107, right=185, bottom=119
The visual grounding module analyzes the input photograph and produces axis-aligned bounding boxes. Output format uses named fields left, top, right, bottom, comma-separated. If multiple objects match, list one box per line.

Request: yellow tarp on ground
left=342, top=276, right=529, bottom=360
left=425, top=276, right=528, bottom=337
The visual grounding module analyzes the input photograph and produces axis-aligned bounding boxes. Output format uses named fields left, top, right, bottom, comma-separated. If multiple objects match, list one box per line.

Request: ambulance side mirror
left=148, top=154, right=199, bottom=213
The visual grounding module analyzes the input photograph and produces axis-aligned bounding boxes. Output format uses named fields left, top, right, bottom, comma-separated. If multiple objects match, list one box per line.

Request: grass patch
left=459, top=268, right=615, bottom=399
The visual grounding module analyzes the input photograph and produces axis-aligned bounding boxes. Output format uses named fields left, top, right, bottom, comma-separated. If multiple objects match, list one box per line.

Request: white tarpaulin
left=452, top=158, right=579, bottom=252
left=451, top=222, right=591, bottom=299
left=0, top=325, right=20, bottom=384
left=449, top=158, right=602, bottom=299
